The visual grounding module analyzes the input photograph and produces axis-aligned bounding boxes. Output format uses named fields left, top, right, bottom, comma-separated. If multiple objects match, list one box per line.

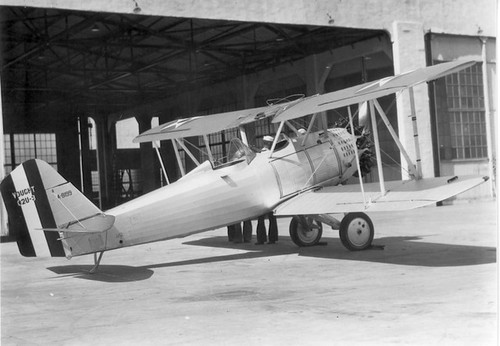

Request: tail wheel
left=339, top=212, right=374, bottom=251
left=289, top=216, right=323, bottom=247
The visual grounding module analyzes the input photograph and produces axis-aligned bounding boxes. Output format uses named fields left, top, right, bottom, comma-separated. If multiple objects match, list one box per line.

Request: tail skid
left=90, top=251, right=105, bottom=273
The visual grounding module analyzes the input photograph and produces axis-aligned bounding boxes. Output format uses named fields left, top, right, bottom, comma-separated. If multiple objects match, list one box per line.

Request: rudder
left=0, top=159, right=104, bottom=258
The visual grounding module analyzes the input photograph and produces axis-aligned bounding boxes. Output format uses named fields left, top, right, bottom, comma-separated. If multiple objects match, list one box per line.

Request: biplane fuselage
left=1, top=60, right=486, bottom=272
left=61, top=127, right=356, bottom=256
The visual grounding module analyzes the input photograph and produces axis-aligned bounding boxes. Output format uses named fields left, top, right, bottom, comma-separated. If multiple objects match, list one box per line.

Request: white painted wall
left=3, top=0, right=496, bottom=37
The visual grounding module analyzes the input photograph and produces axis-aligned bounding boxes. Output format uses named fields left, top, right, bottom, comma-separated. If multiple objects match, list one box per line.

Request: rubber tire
left=289, top=216, right=323, bottom=247
left=339, top=212, right=374, bottom=251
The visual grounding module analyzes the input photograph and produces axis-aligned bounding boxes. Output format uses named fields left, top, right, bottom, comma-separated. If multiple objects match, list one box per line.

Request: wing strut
left=171, top=139, right=185, bottom=176
left=301, top=113, right=317, bottom=146
left=175, top=138, right=200, bottom=166
left=202, top=134, right=214, bottom=162
left=369, top=100, right=386, bottom=195
left=373, top=99, right=419, bottom=179
left=285, top=121, right=299, bottom=135
left=348, top=106, right=367, bottom=208
left=408, top=87, right=423, bottom=179
left=153, top=141, right=170, bottom=185
left=269, top=121, right=285, bottom=158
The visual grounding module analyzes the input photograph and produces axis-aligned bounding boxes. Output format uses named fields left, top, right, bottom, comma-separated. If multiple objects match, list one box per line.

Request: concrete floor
left=1, top=201, right=497, bottom=345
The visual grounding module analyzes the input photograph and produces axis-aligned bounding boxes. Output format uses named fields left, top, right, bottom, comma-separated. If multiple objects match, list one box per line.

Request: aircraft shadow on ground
left=47, top=235, right=496, bottom=282
left=47, top=265, right=154, bottom=283
left=181, top=235, right=496, bottom=267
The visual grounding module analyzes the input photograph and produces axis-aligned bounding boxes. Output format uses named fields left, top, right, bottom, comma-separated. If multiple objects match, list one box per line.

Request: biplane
left=0, top=60, right=488, bottom=272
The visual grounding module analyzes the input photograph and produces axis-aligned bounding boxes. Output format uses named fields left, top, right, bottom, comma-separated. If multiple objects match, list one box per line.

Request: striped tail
left=0, top=159, right=112, bottom=258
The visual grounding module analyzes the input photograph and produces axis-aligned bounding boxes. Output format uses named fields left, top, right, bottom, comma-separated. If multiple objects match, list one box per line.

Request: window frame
left=436, top=62, right=487, bottom=161
left=3, top=133, right=58, bottom=175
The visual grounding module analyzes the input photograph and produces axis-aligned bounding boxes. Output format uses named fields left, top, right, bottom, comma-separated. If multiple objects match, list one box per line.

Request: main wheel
left=339, top=212, right=374, bottom=251
left=289, top=216, right=323, bottom=247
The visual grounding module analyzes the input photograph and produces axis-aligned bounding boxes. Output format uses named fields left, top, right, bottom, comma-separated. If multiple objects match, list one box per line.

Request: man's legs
left=243, top=220, right=252, bottom=243
left=227, top=224, right=235, bottom=242
left=268, top=212, right=278, bottom=244
left=233, top=222, right=243, bottom=243
left=256, top=215, right=267, bottom=244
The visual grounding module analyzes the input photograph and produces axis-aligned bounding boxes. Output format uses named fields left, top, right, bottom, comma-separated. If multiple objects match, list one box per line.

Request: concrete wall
left=4, top=0, right=496, bottom=37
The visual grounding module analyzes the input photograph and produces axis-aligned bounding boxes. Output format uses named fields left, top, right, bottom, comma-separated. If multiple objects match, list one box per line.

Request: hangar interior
left=1, top=6, right=396, bottom=208
left=0, top=5, right=496, bottom=232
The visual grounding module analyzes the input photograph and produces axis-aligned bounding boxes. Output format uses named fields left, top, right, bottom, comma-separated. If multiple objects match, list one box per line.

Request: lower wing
left=275, top=176, right=488, bottom=215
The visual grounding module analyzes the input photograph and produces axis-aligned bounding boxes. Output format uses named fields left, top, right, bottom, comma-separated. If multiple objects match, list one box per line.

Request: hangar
left=0, top=0, right=496, bottom=236
left=0, top=2, right=497, bottom=345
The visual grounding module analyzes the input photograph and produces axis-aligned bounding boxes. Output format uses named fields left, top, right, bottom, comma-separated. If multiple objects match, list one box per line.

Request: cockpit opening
left=212, top=138, right=256, bottom=169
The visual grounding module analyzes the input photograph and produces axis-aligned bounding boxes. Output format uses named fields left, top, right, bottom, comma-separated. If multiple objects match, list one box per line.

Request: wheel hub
left=290, top=216, right=323, bottom=247
left=298, top=221, right=320, bottom=241
left=347, top=218, right=371, bottom=246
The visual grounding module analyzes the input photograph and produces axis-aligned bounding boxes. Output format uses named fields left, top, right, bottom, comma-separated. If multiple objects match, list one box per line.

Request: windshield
left=227, top=138, right=256, bottom=164
left=213, top=138, right=256, bottom=168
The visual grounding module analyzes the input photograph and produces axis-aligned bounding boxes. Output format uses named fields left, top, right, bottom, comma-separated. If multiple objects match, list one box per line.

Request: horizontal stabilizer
left=275, top=176, right=488, bottom=215
left=36, top=213, right=115, bottom=233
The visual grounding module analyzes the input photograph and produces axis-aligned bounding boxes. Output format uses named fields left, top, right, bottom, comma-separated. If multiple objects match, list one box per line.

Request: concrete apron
left=1, top=201, right=497, bottom=345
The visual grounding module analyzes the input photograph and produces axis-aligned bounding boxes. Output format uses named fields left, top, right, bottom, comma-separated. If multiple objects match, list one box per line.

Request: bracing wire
left=329, top=93, right=410, bottom=178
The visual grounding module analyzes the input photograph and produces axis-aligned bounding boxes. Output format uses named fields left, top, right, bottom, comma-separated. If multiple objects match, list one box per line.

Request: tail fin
left=0, top=159, right=112, bottom=258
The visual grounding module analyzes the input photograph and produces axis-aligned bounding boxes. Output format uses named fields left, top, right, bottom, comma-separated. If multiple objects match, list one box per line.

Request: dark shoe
left=255, top=242, right=264, bottom=245
left=267, top=241, right=276, bottom=244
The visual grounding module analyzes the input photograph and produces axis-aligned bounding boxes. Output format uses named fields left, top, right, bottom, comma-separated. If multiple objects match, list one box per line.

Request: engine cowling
left=334, top=118, right=374, bottom=178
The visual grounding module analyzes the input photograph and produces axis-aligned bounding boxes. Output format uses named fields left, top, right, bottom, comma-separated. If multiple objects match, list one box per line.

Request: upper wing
left=133, top=60, right=473, bottom=143
left=133, top=98, right=306, bottom=143
left=273, top=60, right=475, bottom=123
left=274, top=175, right=488, bottom=215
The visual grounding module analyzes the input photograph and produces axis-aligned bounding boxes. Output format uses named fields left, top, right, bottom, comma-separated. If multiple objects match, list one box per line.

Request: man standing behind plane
left=228, top=220, right=253, bottom=243
left=255, top=212, right=278, bottom=245
left=255, top=135, right=278, bottom=245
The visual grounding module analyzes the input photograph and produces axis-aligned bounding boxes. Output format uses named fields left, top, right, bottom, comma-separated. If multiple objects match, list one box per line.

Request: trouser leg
left=227, top=224, right=235, bottom=241
left=256, top=215, right=267, bottom=244
left=268, top=212, right=278, bottom=243
left=243, top=220, right=252, bottom=242
left=233, top=222, right=243, bottom=243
